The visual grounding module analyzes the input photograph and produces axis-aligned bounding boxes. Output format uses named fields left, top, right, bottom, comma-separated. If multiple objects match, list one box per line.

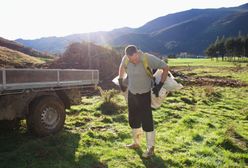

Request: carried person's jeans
left=128, top=90, right=154, bottom=132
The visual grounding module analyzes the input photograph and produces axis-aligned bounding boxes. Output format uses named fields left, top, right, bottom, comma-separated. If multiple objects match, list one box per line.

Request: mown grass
left=0, top=59, right=248, bottom=167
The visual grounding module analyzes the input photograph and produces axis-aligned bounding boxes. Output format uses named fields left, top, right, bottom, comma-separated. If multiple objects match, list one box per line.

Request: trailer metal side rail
left=0, top=68, right=99, bottom=92
left=0, top=84, right=98, bottom=96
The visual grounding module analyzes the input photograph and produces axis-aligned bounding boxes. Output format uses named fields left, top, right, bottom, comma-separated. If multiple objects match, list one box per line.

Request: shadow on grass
left=0, top=129, right=107, bottom=168
left=218, top=127, right=248, bottom=153
left=97, top=101, right=126, bottom=115
left=134, top=148, right=182, bottom=168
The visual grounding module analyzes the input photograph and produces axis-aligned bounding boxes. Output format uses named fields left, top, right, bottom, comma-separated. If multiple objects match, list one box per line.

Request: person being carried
left=118, top=45, right=169, bottom=158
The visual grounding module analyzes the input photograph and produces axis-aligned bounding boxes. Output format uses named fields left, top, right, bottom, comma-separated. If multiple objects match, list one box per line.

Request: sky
left=0, top=0, right=247, bottom=40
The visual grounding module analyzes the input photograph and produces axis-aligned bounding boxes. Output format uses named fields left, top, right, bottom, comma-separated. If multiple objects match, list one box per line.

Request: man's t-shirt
left=120, top=51, right=167, bottom=94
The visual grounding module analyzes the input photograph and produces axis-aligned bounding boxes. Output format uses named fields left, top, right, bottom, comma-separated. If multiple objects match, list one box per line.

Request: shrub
left=98, top=87, right=118, bottom=103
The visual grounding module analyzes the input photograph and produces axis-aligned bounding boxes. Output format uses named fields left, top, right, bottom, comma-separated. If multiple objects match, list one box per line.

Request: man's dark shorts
left=128, top=90, right=154, bottom=132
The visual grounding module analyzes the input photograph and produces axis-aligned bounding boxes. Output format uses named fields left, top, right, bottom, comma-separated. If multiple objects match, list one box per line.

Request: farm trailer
left=0, top=68, right=99, bottom=136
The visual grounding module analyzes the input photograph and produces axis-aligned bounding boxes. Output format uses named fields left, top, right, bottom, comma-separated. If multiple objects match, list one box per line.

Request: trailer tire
left=27, top=96, right=65, bottom=136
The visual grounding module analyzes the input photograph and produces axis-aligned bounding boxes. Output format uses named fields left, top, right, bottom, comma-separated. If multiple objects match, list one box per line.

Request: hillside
left=16, top=3, right=248, bottom=55
left=48, top=42, right=122, bottom=88
left=0, top=37, right=53, bottom=58
left=112, top=6, right=248, bottom=54
left=0, top=46, right=44, bottom=68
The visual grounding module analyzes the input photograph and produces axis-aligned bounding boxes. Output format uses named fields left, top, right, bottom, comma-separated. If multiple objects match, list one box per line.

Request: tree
left=215, top=38, right=226, bottom=61
left=225, top=38, right=235, bottom=60
left=234, top=37, right=243, bottom=59
left=242, top=35, right=248, bottom=58
left=205, top=43, right=217, bottom=59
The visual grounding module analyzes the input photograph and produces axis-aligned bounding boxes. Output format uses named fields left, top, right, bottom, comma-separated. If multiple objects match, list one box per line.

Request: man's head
left=125, top=45, right=140, bottom=64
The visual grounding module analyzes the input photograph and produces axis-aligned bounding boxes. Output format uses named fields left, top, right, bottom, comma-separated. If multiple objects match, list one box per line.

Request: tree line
left=205, top=34, right=248, bottom=61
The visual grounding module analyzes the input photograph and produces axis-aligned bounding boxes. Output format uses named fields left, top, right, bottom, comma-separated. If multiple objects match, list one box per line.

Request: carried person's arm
left=118, top=56, right=127, bottom=92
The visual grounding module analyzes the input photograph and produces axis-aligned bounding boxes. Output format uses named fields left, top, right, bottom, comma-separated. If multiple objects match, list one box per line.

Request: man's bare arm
left=160, top=65, right=169, bottom=83
left=119, top=64, right=126, bottom=79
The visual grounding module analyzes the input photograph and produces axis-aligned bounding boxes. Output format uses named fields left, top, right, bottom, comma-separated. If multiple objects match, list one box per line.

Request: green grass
left=168, top=58, right=248, bottom=67
left=0, top=59, right=248, bottom=167
left=37, top=57, right=54, bottom=62
left=168, top=58, right=248, bottom=83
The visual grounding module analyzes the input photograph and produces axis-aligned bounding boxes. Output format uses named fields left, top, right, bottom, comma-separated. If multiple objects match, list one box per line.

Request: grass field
left=169, top=58, right=248, bottom=83
left=0, top=59, right=248, bottom=168
left=168, top=58, right=248, bottom=67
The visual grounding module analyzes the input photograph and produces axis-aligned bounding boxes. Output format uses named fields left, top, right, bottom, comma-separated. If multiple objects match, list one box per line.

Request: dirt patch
left=90, top=126, right=110, bottom=131
left=171, top=70, right=248, bottom=87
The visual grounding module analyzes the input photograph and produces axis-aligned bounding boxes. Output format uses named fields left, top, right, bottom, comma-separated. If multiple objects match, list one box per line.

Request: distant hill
left=16, top=27, right=133, bottom=54
left=16, top=3, right=248, bottom=55
left=0, top=46, right=44, bottom=68
left=112, top=4, right=248, bottom=54
left=0, top=37, right=53, bottom=58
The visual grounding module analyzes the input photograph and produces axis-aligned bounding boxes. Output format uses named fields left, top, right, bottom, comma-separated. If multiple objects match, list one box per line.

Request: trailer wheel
left=27, top=96, right=65, bottom=136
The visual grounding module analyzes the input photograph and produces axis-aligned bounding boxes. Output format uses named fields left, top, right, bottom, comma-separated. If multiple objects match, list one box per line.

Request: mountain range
left=16, top=3, right=248, bottom=55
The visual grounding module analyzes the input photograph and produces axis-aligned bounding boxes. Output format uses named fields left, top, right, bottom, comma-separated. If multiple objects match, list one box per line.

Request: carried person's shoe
left=142, top=130, right=155, bottom=158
